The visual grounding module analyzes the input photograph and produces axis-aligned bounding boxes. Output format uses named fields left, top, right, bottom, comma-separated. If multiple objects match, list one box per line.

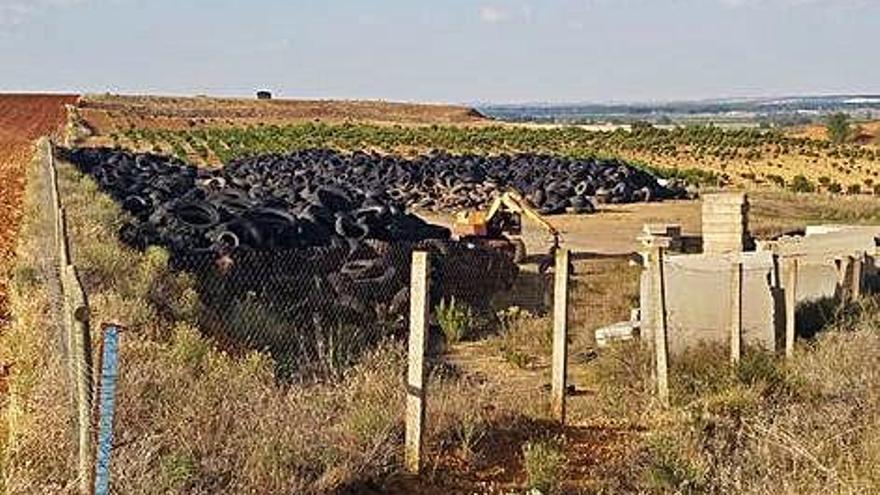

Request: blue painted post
left=94, top=325, right=121, bottom=495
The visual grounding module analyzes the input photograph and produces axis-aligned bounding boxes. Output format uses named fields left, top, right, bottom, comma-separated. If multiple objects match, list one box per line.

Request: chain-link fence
left=40, top=140, right=658, bottom=493
left=162, top=240, right=516, bottom=380
left=28, top=139, right=93, bottom=493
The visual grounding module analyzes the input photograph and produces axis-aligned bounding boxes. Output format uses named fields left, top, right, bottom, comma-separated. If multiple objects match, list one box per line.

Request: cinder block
left=701, top=193, right=749, bottom=255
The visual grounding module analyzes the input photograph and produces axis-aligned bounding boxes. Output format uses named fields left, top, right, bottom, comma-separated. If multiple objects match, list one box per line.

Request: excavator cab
left=454, top=190, right=562, bottom=266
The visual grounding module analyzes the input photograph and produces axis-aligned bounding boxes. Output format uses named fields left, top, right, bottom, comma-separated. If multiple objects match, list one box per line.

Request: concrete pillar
left=702, top=193, right=749, bottom=255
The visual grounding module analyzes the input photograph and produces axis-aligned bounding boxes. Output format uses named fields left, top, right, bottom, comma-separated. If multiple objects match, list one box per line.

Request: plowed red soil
left=0, top=94, right=78, bottom=320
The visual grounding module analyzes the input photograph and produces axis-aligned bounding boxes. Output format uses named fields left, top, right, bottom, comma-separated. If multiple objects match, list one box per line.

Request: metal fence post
left=729, top=260, right=743, bottom=365
left=94, top=324, right=122, bottom=495
left=550, top=248, right=570, bottom=423
left=405, top=251, right=430, bottom=474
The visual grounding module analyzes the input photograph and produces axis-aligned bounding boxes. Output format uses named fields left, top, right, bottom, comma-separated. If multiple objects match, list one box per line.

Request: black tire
left=174, top=201, right=221, bottom=229
left=122, top=195, right=150, bottom=215
left=215, top=230, right=240, bottom=250
left=335, top=213, right=369, bottom=239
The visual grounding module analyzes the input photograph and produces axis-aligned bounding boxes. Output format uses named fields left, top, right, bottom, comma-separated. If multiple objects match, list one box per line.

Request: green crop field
left=115, top=122, right=880, bottom=193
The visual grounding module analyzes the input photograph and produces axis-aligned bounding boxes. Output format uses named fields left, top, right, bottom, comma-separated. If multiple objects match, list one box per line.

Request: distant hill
left=77, top=94, right=490, bottom=135
left=478, top=95, right=880, bottom=126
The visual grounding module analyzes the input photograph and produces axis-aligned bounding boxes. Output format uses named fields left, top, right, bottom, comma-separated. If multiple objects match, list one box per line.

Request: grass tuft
left=522, top=437, right=566, bottom=494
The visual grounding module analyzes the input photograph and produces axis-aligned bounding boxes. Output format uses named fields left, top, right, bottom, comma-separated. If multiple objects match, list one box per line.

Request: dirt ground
left=0, top=94, right=78, bottom=320
left=77, top=94, right=490, bottom=135
left=419, top=200, right=702, bottom=258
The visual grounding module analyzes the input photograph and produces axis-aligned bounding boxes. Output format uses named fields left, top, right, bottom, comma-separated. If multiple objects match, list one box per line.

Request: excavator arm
left=454, top=189, right=566, bottom=268
left=485, top=190, right=561, bottom=240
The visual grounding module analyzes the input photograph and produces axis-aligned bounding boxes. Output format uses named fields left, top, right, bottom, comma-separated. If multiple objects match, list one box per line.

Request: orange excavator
left=453, top=190, right=563, bottom=270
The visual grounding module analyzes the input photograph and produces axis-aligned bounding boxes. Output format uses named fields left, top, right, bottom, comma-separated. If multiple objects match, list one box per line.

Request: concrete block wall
left=702, top=193, right=749, bottom=255
left=639, top=223, right=878, bottom=356
left=640, top=251, right=777, bottom=355
left=759, top=227, right=879, bottom=303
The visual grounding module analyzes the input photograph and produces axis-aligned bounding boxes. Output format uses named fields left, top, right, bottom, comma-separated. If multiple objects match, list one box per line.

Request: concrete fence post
left=46, top=140, right=59, bottom=212
left=783, top=257, right=799, bottom=359
left=851, top=252, right=863, bottom=299
left=551, top=248, right=570, bottom=423
left=648, top=240, right=670, bottom=406
left=729, top=261, right=743, bottom=365
left=58, top=208, right=71, bottom=268
left=62, top=265, right=94, bottom=494
left=834, top=256, right=852, bottom=305
left=405, top=251, right=430, bottom=474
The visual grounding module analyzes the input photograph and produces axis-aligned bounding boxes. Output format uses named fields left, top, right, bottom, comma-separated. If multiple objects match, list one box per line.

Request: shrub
left=642, top=433, right=706, bottom=493
left=826, top=112, right=852, bottom=144
left=789, top=174, right=815, bottom=193
left=522, top=437, right=566, bottom=494
left=436, top=297, right=476, bottom=344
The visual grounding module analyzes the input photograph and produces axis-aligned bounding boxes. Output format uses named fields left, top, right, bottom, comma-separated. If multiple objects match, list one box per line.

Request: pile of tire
left=59, top=147, right=452, bottom=254
left=222, top=149, right=688, bottom=216
left=185, top=238, right=516, bottom=342
left=57, top=147, right=519, bottom=349
left=60, top=147, right=687, bottom=255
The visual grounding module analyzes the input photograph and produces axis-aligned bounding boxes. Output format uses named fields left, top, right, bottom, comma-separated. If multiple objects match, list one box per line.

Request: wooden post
left=62, top=265, right=93, bottom=494
left=405, top=251, right=430, bottom=474
left=784, top=257, right=799, bottom=359
left=648, top=241, right=670, bottom=406
left=729, top=261, right=743, bottom=365
left=550, top=248, right=570, bottom=423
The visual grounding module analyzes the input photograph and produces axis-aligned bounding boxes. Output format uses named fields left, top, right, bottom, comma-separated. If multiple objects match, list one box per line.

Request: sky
left=0, top=0, right=878, bottom=104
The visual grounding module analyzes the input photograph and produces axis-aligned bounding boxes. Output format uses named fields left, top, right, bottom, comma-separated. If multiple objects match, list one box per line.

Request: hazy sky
left=1, top=0, right=877, bottom=103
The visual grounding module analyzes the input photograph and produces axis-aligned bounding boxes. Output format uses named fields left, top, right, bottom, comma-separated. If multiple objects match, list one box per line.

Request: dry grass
left=576, top=297, right=880, bottom=494
left=1, top=144, right=77, bottom=493
left=750, top=190, right=880, bottom=239
left=569, top=258, right=641, bottom=349
left=3, top=146, right=518, bottom=493
left=488, top=258, right=640, bottom=372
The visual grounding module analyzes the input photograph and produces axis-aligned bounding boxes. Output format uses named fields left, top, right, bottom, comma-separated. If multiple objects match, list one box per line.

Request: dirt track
left=0, top=94, right=78, bottom=319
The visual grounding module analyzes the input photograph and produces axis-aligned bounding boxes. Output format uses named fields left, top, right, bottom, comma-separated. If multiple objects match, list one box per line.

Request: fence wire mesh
left=46, top=141, right=662, bottom=491
left=162, top=239, right=519, bottom=379
left=34, top=140, right=79, bottom=483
